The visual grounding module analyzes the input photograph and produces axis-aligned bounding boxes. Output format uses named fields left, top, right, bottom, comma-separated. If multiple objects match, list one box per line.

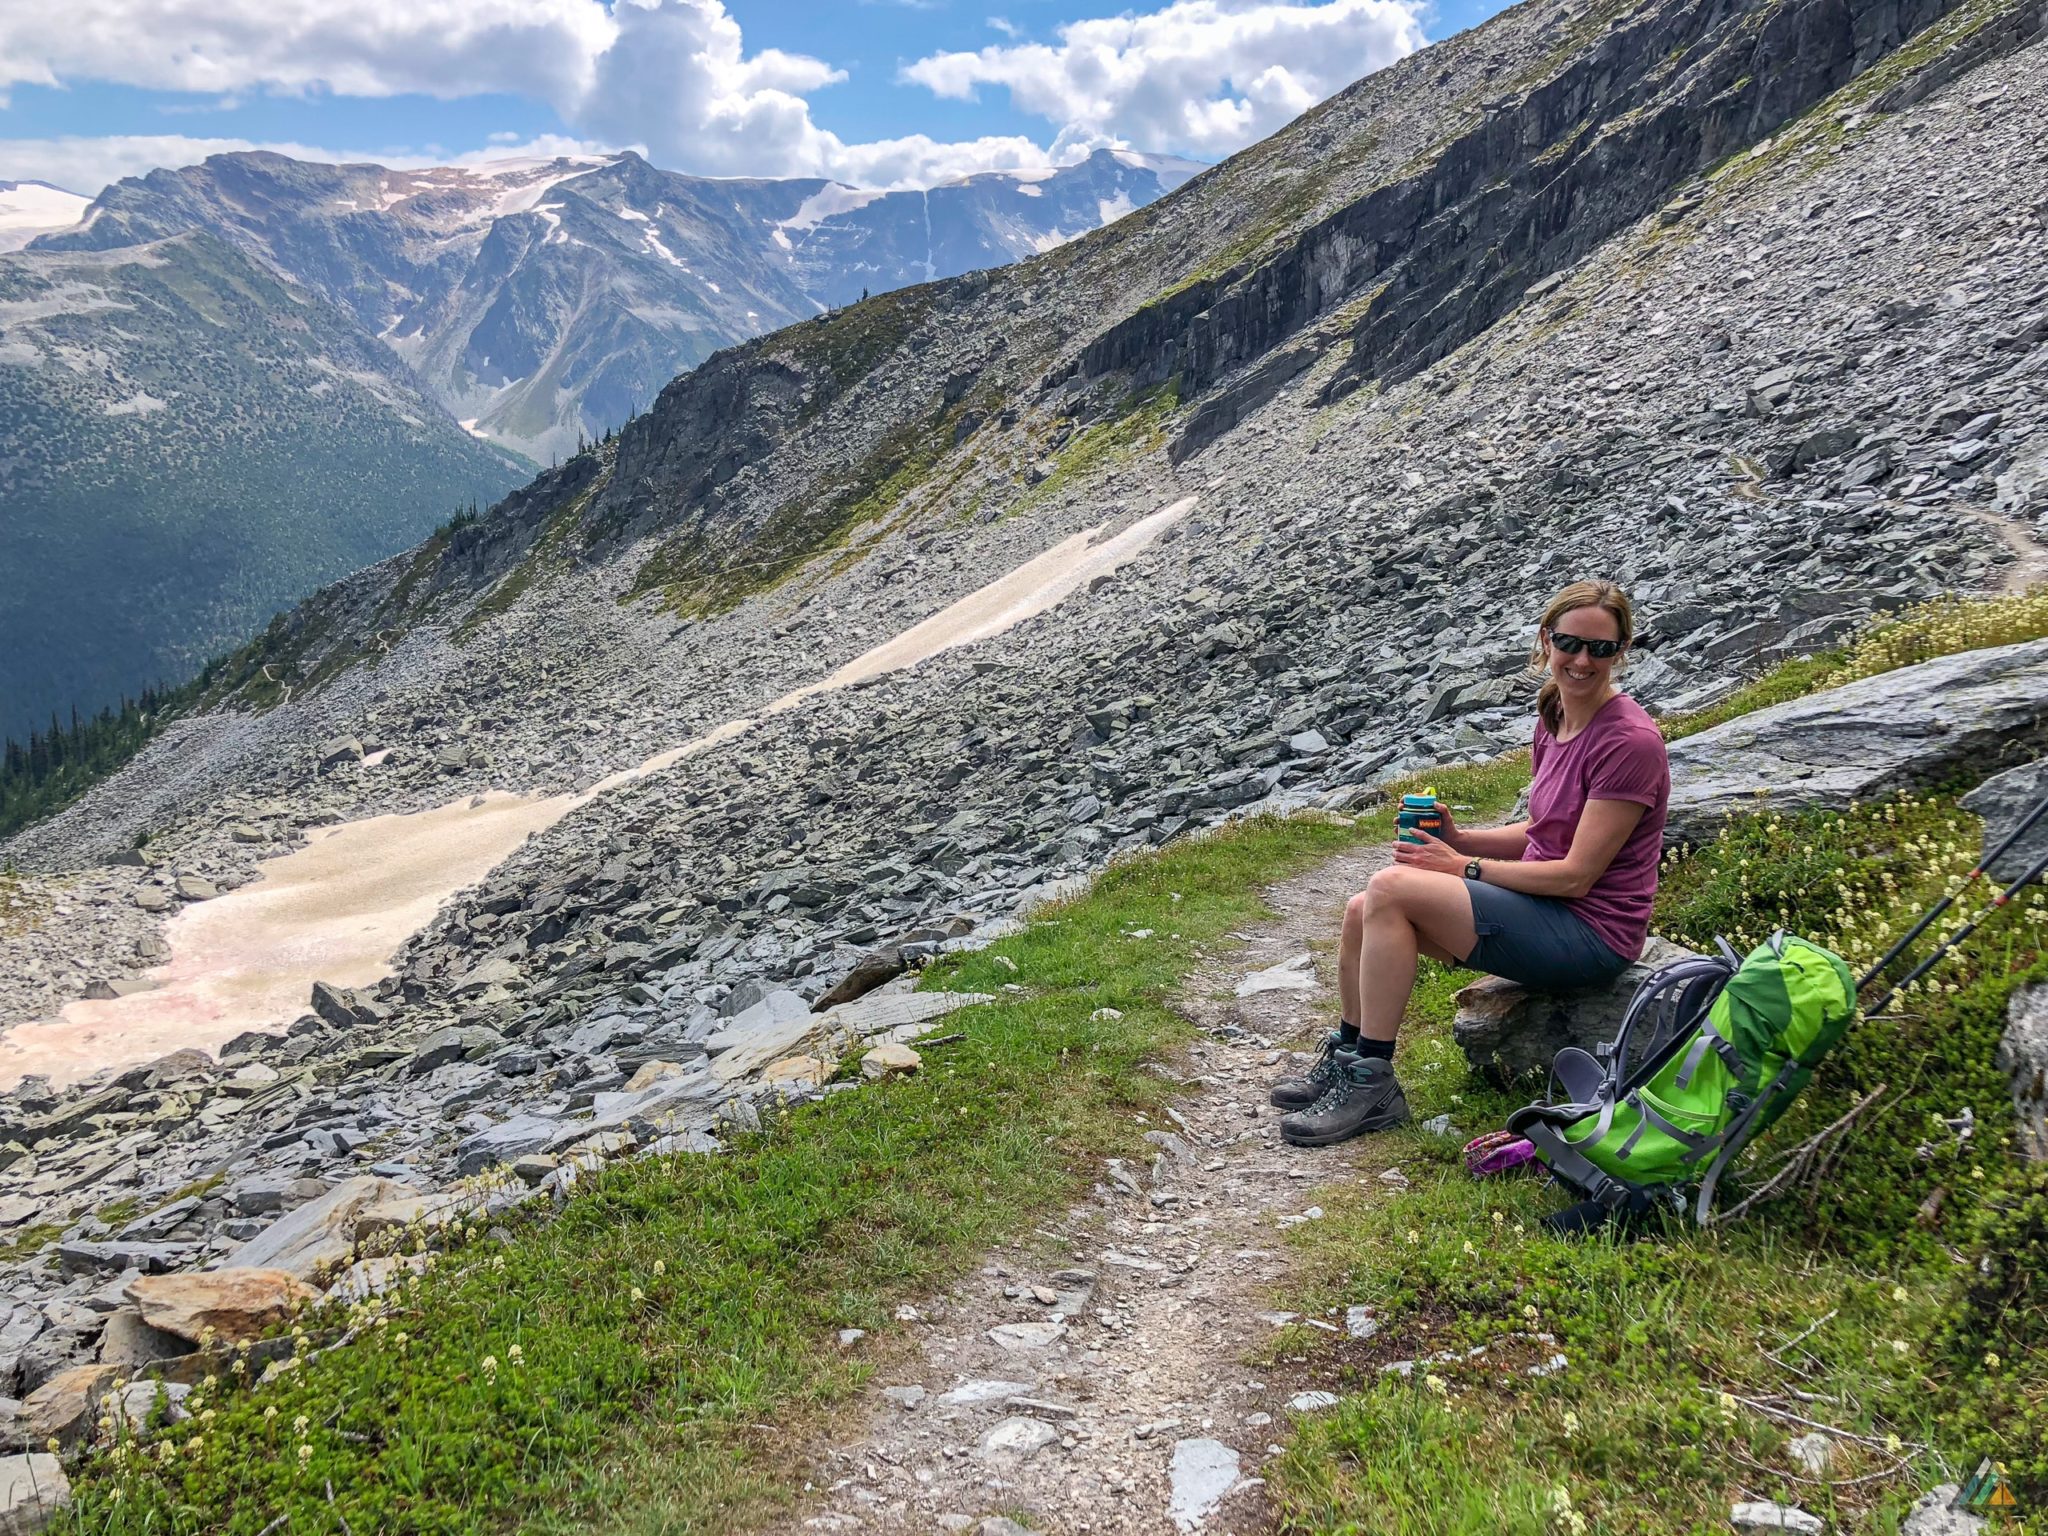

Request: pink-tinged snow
left=1, top=498, right=1197, bottom=1088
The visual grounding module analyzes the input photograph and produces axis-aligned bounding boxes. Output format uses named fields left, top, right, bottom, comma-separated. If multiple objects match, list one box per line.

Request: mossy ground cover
left=1009, top=382, right=1183, bottom=517
left=764, top=286, right=941, bottom=409
left=453, top=483, right=607, bottom=644
left=627, top=398, right=972, bottom=621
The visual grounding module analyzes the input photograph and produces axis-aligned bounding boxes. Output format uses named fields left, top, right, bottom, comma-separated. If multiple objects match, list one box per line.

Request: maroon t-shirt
left=1524, top=692, right=1669, bottom=961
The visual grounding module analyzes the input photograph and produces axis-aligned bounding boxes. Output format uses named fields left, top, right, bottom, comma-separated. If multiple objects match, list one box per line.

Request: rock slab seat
left=1453, top=938, right=1699, bottom=1086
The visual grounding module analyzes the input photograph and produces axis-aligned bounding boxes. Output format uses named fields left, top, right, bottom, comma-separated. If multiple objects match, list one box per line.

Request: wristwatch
left=1465, top=857, right=1484, bottom=882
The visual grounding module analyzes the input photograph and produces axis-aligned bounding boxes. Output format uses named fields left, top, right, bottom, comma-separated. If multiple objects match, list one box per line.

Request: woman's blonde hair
left=1529, top=579, right=1634, bottom=736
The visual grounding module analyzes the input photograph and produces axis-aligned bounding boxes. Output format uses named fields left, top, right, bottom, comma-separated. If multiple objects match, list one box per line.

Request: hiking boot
left=1269, top=1030, right=1352, bottom=1111
left=1280, top=1056, right=1410, bottom=1147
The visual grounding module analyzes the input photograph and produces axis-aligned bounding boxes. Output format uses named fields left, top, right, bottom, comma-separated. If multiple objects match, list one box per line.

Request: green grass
left=59, top=811, right=1381, bottom=1535
left=95, top=1197, right=141, bottom=1227
left=0, top=1222, right=61, bottom=1264
left=1658, top=585, right=2048, bottom=744
left=163, top=1172, right=228, bottom=1206
left=1701, top=0, right=2018, bottom=201
left=1011, top=381, right=1182, bottom=515
left=626, top=396, right=978, bottom=620
left=453, top=482, right=605, bottom=643
left=1657, top=651, right=1846, bottom=741
left=764, top=286, right=941, bottom=410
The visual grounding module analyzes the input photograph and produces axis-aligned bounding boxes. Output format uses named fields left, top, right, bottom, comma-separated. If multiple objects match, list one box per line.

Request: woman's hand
left=1392, top=827, right=1467, bottom=876
left=1434, top=800, right=1461, bottom=850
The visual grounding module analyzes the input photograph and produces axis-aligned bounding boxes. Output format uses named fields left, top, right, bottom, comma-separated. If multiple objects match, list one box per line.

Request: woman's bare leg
left=1344, top=867, right=1480, bottom=1045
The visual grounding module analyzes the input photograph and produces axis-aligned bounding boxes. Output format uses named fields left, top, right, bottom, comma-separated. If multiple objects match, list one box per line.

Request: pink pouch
left=1463, top=1130, right=1539, bottom=1177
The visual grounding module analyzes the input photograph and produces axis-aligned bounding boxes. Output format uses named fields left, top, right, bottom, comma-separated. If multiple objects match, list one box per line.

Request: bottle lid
left=1401, top=792, right=1437, bottom=809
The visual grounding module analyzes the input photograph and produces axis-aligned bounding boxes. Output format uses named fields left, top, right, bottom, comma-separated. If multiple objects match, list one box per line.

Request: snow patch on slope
left=0, top=181, right=90, bottom=252
left=102, top=390, right=167, bottom=416
left=643, top=230, right=692, bottom=271
left=780, top=183, right=889, bottom=234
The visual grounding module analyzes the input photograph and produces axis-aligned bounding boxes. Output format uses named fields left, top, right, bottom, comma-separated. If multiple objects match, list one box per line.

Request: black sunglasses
left=1545, top=629, right=1624, bottom=659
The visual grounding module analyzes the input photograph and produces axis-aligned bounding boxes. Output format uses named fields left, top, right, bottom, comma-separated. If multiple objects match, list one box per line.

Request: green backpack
left=1508, top=932, right=1858, bottom=1224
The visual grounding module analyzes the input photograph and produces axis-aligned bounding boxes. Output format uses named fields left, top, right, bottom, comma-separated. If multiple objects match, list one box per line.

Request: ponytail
left=1528, top=579, right=1634, bottom=737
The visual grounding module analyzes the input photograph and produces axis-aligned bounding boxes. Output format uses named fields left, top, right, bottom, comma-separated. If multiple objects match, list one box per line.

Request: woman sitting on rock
left=1273, top=578, right=1670, bottom=1147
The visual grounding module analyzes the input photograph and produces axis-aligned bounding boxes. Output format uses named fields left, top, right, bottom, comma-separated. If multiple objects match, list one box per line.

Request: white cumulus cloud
left=573, top=0, right=1050, bottom=184
left=0, top=0, right=611, bottom=106
left=0, top=0, right=1424, bottom=193
left=901, top=0, right=1427, bottom=159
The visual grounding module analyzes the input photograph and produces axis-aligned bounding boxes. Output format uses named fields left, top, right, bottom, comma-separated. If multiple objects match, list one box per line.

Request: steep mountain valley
left=2, top=0, right=2047, bottom=1524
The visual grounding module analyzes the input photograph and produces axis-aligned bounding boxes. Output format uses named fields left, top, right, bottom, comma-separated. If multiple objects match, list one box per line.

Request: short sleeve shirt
left=1524, top=692, right=1670, bottom=961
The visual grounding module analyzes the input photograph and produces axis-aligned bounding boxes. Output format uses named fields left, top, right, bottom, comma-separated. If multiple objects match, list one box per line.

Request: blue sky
left=0, top=0, right=1509, bottom=198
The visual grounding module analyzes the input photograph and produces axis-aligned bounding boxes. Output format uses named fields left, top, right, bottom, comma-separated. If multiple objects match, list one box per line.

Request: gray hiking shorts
left=1461, top=879, right=1635, bottom=991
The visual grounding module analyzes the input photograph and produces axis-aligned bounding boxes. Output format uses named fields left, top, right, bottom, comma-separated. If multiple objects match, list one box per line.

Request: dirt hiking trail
left=792, top=845, right=1394, bottom=1536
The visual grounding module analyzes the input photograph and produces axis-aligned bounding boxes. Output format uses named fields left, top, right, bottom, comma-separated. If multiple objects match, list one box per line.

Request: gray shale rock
left=1665, top=639, right=2048, bottom=847
left=1898, top=1485, right=1987, bottom=1536
left=1959, top=757, right=2048, bottom=879
left=1453, top=938, right=1699, bottom=1086
left=2000, top=982, right=2048, bottom=1162
left=407, top=1025, right=505, bottom=1076
left=456, top=1116, right=563, bottom=1177
left=0, top=1453, right=70, bottom=1536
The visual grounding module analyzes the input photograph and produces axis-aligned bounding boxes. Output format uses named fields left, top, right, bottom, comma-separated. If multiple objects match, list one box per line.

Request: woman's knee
left=1362, top=866, right=1418, bottom=914
left=1343, top=888, right=1373, bottom=931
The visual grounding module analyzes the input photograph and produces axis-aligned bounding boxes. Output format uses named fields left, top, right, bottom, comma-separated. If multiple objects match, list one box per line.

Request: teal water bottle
left=1397, top=791, right=1443, bottom=845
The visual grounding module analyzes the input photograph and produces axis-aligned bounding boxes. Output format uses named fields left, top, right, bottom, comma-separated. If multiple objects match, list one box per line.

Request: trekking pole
left=1856, top=789, right=2048, bottom=992
left=1861, top=836, right=2048, bottom=1017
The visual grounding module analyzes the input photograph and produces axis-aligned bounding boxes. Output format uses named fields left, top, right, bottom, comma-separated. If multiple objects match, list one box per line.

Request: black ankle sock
left=1353, top=1036, right=1394, bottom=1061
left=1337, top=1019, right=1360, bottom=1046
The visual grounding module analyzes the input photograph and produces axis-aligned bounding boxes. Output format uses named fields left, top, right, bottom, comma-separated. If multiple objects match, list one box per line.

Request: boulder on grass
left=860, top=1044, right=922, bottom=1079
left=1453, top=938, right=1697, bottom=1086
left=2001, top=982, right=2048, bottom=1163
left=1960, top=757, right=2048, bottom=880
left=126, top=1269, right=320, bottom=1345
left=1665, top=637, right=2048, bottom=847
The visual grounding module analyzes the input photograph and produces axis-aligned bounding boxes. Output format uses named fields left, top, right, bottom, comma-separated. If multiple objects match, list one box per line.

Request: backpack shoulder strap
left=1607, top=953, right=1738, bottom=1086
